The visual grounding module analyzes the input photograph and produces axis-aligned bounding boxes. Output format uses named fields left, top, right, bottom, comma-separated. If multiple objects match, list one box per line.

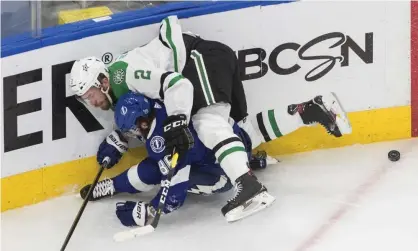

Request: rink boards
left=1, top=1, right=416, bottom=211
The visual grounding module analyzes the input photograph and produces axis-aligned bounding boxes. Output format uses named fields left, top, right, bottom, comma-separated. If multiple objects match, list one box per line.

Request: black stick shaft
left=60, top=158, right=110, bottom=251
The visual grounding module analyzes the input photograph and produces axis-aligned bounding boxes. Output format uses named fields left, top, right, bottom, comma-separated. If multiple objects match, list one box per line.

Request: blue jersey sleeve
left=150, top=155, right=191, bottom=214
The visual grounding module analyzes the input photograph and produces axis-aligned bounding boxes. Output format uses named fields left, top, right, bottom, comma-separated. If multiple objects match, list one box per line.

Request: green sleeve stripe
left=168, top=74, right=184, bottom=88
left=163, top=18, right=178, bottom=72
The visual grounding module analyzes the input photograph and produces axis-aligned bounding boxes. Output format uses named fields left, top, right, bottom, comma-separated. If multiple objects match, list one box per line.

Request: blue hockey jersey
left=137, top=101, right=251, bottom=214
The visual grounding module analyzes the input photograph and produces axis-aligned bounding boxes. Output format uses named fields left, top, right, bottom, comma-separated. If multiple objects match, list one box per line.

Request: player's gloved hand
left=97, top=130, right=128, bottom=169
left=162, top=114, right=194, bottom=157
left=249, top=151, right=267, bottom=170
left=115, top=201, right=156, bottom=227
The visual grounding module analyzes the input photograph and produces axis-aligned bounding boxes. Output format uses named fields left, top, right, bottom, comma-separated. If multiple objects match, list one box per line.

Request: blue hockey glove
left=115, top=201, right=156, bottom=227
left=249, top=151, right=267, bottom=170
left=97, top=130, right=128, bottom=168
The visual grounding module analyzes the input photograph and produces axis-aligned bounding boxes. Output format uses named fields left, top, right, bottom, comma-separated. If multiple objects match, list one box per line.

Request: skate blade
left=323, top=92, right=352, bottom=135
left=113, top=225, right=155, bottom=242
left=225, top=191, right=276, bottom=223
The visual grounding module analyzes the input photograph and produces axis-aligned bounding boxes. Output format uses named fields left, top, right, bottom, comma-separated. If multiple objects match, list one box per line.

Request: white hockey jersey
left=108, top=15, right=193, bottom=121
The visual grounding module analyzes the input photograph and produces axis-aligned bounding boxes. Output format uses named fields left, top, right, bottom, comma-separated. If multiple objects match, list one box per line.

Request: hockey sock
left=212, top=137, right=249, bottom=185
left=255, top=108, right=305, bottom=143
left=112, top=162, right=158, bottom=193
left=192, top=103, right=251, bottom=185
left=239, top=107, right=305, bottom=149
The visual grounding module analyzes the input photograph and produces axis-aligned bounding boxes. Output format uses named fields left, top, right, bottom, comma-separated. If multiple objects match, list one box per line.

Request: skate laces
left=228, top=182, right=243, bottom=203
left=93, top=178, right=115, bottom=198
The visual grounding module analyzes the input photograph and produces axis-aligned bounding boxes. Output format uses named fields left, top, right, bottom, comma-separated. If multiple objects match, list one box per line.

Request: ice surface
left=2, top=138, right=418, bottom=251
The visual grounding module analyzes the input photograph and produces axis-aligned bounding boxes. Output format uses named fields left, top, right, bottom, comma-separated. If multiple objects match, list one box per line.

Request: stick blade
left=113, top=225, right=155, bottom=242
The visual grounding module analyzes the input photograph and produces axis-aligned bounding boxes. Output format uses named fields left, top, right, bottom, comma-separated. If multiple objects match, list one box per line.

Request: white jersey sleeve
left=108, top=15, right=193, bottom=121
left=158, top=15, right=188, bottom=73
left=126, top=67, right=193, bottom=121
left=159, top=71, right=194, bottom=122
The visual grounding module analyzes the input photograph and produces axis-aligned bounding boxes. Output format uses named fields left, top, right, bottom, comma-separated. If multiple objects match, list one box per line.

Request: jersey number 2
left=134, top=70, right=151, bottom=80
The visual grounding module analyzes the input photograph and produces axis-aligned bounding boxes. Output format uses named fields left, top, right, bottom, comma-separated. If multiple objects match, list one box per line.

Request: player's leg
left=187, top=163, right=233, bottom=195
left=80, top=158, right=161, bottom=201
left=227, top=44, right=278, bottom=166
left=238, top=92, right=352, bottom=149
left=229, top=52, right=248, bottom=123
left=233, top=120, right=279, bottom=168
left=194, top=112, right=275, bottom=221
left=184, top=40, right=275, bottom=222
left=187, top=150, right=273, bottom=196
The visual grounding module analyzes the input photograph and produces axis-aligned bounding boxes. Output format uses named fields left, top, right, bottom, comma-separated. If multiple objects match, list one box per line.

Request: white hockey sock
left=192, top=103, right=250, bottom=185
left=213, top=138, right=249, bottom=184
left=240, top=107, right=305, bottom=149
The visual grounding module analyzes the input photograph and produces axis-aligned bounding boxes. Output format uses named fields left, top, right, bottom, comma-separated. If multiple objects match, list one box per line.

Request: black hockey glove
left=162, top=114, right=194, bottom=157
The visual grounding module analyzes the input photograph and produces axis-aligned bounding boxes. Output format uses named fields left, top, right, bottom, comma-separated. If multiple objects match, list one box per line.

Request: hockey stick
left=60, top=157, right=111, bottom=251
left=113, top=151, right=179, bottom=242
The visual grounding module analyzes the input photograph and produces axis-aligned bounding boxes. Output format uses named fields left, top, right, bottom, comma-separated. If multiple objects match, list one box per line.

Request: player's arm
left=127, top=68, right=193, bottom=121
left=115, top=157, right=192, bottom=227
left=158, top=15, right=187, bottom=73
left=127, top=68, right=194, bottom=158
left=160, top=71, right=194, bottom=121
left=96, top=129, right=129, bottom=169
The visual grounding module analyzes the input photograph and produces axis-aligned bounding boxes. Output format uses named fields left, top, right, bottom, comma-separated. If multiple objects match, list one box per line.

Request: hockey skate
left=221, top=171, right=275, bottom=222
left=80, top=178, right=117, bottom=201
left=288, top=92, right=352, bottom=137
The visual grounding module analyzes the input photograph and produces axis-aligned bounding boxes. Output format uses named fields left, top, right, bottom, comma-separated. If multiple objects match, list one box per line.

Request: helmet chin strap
left=100, top=85, right=113, bottom=106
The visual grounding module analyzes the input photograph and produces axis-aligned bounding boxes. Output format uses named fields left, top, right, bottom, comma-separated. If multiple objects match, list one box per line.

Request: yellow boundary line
left=1, top=106, right=411, bottom=212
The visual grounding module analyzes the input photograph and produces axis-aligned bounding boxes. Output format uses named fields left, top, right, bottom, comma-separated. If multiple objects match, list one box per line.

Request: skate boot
left=221, top=171, right=275, bottom=222
left=288, top=92, right=352, bottom=137
left=80, top=177, right=117, bottom=201
left=249, top=150, right=279, bottom=170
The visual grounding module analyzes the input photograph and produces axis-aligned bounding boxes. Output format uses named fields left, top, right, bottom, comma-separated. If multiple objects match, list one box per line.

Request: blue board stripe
left=1, top=1, right=294, bottom=58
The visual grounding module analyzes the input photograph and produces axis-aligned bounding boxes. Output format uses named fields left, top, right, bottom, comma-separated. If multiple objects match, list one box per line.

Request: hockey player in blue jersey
left=81, top=90, right=351, bottom=227
left=81, top=91, right=275, bottom=225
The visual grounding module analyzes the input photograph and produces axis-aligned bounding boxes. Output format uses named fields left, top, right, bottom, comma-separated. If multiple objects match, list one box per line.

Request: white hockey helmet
left=70, top=56, right=109, bottom=96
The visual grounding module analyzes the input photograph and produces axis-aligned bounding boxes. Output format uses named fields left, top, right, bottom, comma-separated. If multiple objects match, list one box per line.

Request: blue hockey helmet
left=114, top=91, right=152, bottom=138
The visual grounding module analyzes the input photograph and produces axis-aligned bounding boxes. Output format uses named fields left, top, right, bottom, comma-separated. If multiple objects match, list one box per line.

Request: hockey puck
left=388, top=150, right=400, bottom=162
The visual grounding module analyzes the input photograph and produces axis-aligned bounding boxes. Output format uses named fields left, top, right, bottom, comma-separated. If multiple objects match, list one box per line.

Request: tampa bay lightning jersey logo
left=150, top=136, right=165, bottom=153
left=120, top=106, right=128, bottom=115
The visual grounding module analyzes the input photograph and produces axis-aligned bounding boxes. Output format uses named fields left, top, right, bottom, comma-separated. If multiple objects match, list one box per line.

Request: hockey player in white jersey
left=69, top=15, right=352, bottom=222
